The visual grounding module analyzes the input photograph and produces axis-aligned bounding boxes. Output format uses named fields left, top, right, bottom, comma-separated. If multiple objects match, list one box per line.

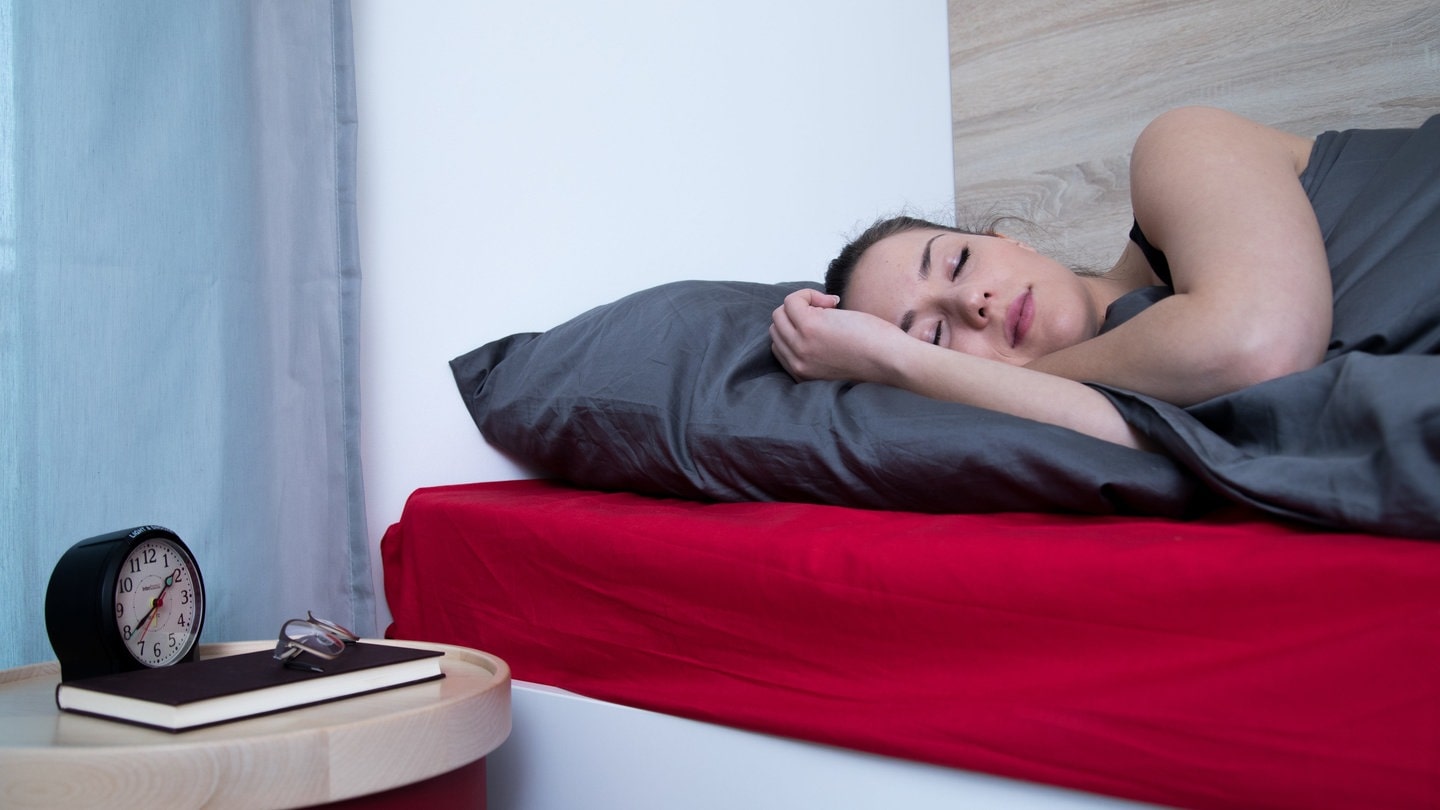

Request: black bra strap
left=1129, top=220, right=1174, bottom=287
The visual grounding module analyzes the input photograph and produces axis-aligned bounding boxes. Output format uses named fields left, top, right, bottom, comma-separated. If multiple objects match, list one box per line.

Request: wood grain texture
left=0, top=641, right=511, bottom=810
left=947, top=0, right=1440, bottom=269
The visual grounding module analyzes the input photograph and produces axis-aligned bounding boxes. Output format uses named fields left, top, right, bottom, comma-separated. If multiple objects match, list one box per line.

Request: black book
left=55, top=641, right=445, bottom=732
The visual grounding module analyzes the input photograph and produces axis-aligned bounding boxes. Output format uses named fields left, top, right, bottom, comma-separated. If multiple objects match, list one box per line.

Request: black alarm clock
left=45, top=526, right=207, bottom=682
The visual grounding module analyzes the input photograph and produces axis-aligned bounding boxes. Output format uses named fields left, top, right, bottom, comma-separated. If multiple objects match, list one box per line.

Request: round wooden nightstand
left=0, top=640, right=510, bottom=809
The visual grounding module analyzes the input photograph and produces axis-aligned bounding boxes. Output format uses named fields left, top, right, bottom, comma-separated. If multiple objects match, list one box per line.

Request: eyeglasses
left=274, top=611, right=359, bottom=672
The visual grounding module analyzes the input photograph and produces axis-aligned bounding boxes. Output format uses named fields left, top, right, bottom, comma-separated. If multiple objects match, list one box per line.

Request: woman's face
left=843, top=229, right=1102, bottom=366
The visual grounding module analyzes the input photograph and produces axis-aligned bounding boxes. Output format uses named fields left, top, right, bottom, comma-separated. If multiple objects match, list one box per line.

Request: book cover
left=55, top=641, right=445, bottom=732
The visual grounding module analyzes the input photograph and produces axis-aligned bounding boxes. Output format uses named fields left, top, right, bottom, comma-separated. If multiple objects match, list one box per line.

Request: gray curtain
left=1, top=0, right=373, bottom=669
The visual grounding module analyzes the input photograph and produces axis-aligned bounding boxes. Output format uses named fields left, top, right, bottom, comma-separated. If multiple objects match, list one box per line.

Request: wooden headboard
left=946, top=0, right=1440, bottom=269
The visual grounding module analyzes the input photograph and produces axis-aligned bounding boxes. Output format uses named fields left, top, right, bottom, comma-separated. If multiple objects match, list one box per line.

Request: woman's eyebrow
left=918, top=233, right=943, bottom=280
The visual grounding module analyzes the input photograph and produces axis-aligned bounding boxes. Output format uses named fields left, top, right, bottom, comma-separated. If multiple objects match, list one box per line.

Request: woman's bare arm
left=771, top=289, right=1150, bottom=449
left=1026, top=107, right=1331, bottom=405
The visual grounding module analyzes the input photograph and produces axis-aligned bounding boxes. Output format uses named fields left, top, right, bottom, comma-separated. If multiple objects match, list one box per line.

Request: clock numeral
left=153, top=642, right=162, bottom=659
left=181, top=589, right=191, bottom=605
left=142, top=547, right=158, bottom=564
left=116, top=602, right=124, bottom=618
left=122, top=624, right=133, bottom=640
left=129, top=557, right=142, bottom=574
left=119, top=577, right=134, bottom=593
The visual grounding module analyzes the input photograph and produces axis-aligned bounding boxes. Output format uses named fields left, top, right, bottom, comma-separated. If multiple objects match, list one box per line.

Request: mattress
left=382, top=479, right=1440, bottom=810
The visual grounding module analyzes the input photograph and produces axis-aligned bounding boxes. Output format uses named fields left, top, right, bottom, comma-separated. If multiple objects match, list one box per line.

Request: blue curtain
left=1, top=1, right=372, bottom=669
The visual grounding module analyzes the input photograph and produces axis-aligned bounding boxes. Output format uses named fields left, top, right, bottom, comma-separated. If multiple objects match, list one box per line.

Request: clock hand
left=136, top=569, right=180, bottom=641
left=133, top=599, right=160, bottom=629
left=137, top=593, right=165, bottom=641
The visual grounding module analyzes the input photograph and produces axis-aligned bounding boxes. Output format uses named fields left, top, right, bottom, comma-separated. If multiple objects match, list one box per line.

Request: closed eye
left=951, top=247, right=970, bottom=281
left=930, top=247, right=970, bottom=345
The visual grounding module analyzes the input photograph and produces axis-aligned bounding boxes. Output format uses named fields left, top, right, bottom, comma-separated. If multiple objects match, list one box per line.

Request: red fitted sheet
left=382, top=479, right=1440, bottom=809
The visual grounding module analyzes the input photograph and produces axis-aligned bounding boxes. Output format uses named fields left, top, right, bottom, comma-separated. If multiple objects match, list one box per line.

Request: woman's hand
left=770, top=289, right=1150, bottom=448
left=769, top=287, right=914, bottom=384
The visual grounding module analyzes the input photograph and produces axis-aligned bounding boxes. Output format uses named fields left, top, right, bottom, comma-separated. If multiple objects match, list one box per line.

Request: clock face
left=113, top=535, right=204, bottom=667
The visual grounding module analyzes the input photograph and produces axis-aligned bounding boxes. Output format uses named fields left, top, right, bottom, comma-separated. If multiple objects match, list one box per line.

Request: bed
left=382, top=2, right=1440, bottom=808
left=384, top=480, right=1440, bottom=809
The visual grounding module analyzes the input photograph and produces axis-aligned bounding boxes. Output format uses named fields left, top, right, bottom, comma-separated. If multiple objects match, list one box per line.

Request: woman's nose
left=959, top=286, right=991, bottom=329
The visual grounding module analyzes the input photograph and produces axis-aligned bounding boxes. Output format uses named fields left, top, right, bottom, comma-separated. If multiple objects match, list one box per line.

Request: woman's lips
left=1006, top=288, right=1034, bottom=348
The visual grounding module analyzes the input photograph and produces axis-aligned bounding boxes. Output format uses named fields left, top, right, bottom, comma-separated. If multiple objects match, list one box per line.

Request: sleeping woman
left=768, top=106, right=1332, bottom=450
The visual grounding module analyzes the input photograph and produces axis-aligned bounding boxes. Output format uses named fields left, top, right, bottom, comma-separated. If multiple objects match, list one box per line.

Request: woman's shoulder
left=1128, top=107, right=1317, bottom=252
left=1132, top=107, right=1314, bottom=178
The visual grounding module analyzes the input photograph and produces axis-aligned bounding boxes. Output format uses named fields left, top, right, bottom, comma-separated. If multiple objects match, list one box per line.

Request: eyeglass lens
left=283, top=619, right=347, bottom=657
left=307, top=611, right=358, bottom=643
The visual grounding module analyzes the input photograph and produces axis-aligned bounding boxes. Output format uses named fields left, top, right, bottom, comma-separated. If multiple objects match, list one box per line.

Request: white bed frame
left=488, top=682, right=1159, bottom=810
left=480, top=2, right=1439, bottom=806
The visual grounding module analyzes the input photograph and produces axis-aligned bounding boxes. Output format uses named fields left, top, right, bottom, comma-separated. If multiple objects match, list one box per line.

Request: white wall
left=352, top=1, right=954, bottom=627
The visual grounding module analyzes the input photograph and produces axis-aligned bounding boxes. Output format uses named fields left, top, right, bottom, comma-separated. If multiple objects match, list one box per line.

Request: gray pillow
left=451, top=279, right=1200, bottom=515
